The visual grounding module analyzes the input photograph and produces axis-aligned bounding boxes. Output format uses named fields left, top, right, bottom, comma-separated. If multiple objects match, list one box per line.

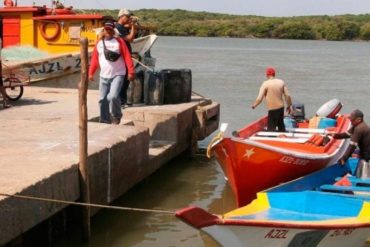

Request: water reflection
left=56, top=155, right=235, bottom=247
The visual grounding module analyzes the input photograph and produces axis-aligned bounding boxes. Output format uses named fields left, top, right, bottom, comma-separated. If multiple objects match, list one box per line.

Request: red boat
left=207, top=99, right=351, bottom=207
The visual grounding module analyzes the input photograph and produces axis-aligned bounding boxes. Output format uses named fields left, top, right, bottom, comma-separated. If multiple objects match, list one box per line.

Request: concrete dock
left=0, top=85, right=219, bottom=245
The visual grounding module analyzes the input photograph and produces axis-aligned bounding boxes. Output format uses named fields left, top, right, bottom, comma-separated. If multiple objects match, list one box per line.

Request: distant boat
left=176, top=159, right=370, bottom=247
left=207, top=99, right=351, bottom=207
left=0, top=1, right=157, bottom=82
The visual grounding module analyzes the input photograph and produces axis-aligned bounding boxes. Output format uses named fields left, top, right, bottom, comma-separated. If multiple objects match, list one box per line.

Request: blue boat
left=176, top=158, right=370, bottom=247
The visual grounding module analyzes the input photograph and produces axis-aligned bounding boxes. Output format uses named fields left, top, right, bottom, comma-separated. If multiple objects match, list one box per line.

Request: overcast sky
left=20, top=0, right=370, bottom=17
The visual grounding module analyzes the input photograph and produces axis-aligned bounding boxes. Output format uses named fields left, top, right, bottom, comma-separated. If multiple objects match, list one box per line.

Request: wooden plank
left=320, top=184, right=370, bottom=192
left=286, top=128, right=326, bottom=134
left=249, top=136, right=309, bottom=143
left=256, top=131, right=313, bottom=138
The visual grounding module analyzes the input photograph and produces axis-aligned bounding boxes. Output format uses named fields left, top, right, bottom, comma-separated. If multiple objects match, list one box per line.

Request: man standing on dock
left=88, top=21, right=135, bottom=124
left=251, top=67, right=292, bottom=132
left=115, top=8, right=138, bottom=107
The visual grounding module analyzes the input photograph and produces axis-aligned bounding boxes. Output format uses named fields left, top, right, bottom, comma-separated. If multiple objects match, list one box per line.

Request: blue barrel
left=318, top=118, right=337, bottom=129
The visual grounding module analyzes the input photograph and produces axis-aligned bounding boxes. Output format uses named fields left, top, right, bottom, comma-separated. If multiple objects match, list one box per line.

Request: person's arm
left=337, top=126, right=358, bottom=165
left=118, top=38, right=135, bottom=80
left=339, top=144, right=356, bottom=165
left=283, top=85, right=292, bottom=113
left=88, top=43, right=99, bottom=81
left=122, top=23, right=137, bottom=43
left=252, top=84, right=266, bottom=109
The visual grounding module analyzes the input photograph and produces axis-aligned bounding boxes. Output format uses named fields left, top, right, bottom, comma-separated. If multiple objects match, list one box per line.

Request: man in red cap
left=251, top=67, right=292, bottom=132
left=89, top=20, right=135, bottom=124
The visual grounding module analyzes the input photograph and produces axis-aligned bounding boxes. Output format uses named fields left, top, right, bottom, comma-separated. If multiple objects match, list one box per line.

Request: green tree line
left=78, top=9, right=370, bottom=41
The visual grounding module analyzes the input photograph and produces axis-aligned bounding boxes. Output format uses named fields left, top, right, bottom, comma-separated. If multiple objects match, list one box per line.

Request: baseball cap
left=118, top=8, right=132, bottom=18
left=266, top=67, right=276, bottom=77
left=103, top=21, right=115, bottom=30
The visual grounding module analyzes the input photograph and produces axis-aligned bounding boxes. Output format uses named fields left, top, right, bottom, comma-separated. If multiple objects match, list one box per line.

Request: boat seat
left=319, top=184, right=370, bottom=193
left=304, top=134, right=325, bottom=146
left=335, top=177, right=370, bottom=186
left=255, top=131, right=313, bottom=138
left=248, top=136, right=309, bottom=143
left=286, top=128, right=326, bottom=134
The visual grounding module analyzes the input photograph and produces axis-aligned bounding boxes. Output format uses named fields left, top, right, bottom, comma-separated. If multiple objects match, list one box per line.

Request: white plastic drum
left=316, top=99, right=343, bottom=118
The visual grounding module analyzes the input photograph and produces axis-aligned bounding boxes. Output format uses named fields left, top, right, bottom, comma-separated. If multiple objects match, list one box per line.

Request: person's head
left=117, top=8, right=132, bottom=25
left=102, top=21, right=115, bottom=39
left=266, top=67, right=276, bottom=78
left=350, top=109, right=364, bottom=126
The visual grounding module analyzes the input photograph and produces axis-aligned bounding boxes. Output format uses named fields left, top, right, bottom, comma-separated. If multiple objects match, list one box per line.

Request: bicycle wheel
left=4, top=77, right=24, bottom=101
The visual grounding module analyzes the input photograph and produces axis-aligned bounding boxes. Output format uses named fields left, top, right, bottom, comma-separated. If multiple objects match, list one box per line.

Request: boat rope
left=0, top=192, right=175, bottom=215
left=132, top=57, right=154, bottom=72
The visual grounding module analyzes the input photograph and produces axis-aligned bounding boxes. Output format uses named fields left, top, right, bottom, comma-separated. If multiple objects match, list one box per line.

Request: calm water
left=56, top=37, right=370, bottom=247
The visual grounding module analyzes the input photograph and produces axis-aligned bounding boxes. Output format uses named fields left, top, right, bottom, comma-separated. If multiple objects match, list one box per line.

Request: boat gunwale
left=213, top=217, right=370, bottom=230
left=230, top=137, right=348, bottom=160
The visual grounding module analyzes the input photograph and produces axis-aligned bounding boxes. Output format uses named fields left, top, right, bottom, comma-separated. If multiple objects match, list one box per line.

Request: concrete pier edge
left=0, top=84, right=219, bottom=245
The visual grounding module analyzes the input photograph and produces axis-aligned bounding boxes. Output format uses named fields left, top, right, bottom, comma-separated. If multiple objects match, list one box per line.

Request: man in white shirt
left=88, top=21, right=135, bottom=124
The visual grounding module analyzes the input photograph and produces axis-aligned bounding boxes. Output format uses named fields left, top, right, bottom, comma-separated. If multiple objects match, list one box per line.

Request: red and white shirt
left=89, top=37, right=134, bottom=79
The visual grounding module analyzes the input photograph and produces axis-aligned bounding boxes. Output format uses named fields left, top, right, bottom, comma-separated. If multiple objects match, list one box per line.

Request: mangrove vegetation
left=79, top=9, right=370, bottom=41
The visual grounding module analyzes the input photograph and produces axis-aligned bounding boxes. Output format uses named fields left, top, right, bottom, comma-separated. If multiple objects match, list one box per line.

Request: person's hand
left=339, top=158, right=346, bottom=166
left=286, top=105, right=292, bottom=115
left=88, top=75, right=94, bottom=82
left=324, top=130, right=336, bottom=138
left=128, top=73, right=135, bottom=81
left=251, top=104, right=256, bottom=110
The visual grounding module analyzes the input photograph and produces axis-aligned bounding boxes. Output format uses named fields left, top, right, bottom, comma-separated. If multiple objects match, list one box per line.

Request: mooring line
left=0, top=193, right=175, bottom=215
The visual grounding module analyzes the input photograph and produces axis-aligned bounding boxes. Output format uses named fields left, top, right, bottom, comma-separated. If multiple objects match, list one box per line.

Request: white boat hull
left=203, top=225, right=370, bottom=247
left=2, top=35, right=158, bottom=83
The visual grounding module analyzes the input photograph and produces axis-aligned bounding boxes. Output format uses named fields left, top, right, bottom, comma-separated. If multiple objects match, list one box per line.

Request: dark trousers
left=267, top=107, right=285, bottom=132
left=119, top=72, right=130, bottom=105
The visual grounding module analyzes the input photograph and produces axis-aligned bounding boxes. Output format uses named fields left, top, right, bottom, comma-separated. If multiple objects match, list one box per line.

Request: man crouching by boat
left=88, top=21, right=135, bottom=125
left=251, top=67, right=292, bottom=132
left=330, top=109, right=370, bottom=178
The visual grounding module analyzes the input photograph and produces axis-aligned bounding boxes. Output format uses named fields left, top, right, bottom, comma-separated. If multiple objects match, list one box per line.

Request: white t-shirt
left=96, top=38, right=127, bottom=78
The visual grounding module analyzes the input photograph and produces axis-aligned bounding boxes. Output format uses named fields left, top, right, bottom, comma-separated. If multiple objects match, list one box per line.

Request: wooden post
left=78, top=38, right=91, bottom=241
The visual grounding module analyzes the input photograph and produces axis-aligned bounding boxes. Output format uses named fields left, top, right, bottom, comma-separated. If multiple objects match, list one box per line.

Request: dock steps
left=195, top=102, right=220, bottom=140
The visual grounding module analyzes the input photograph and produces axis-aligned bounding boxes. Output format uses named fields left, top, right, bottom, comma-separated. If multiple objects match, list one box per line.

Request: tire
left=4, top=77, right=24, bottom=101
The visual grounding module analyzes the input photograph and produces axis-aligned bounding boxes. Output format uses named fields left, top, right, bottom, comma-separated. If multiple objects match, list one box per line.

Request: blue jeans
left=99, top=75, right=124, bottom=123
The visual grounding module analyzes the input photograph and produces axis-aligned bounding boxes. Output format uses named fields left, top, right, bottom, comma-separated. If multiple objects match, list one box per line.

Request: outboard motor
left=316, top=99, right=342, bottom=119
left=291, top=102, right=306, bottom=122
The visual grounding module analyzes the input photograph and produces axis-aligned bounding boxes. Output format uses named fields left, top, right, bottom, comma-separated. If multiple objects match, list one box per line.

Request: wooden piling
left=78, top=37, right=91, bottom=241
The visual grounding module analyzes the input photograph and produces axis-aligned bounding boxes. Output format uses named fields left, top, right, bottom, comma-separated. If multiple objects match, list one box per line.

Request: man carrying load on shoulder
left=115, top=8, right=138, bottom=107
left=251, top=67, right=292, bottom=132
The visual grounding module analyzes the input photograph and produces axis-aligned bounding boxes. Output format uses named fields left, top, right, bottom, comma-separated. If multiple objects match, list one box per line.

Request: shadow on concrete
left=7, top=98, right=57, bottom=107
